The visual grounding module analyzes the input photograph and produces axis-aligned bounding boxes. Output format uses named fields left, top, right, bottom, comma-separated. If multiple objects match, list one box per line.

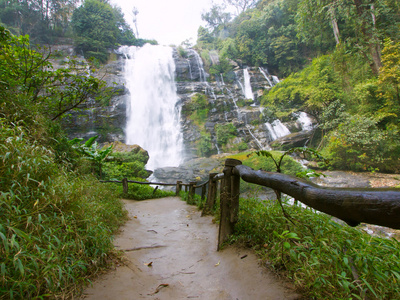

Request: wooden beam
left=234, top=165, right=400, bottom=229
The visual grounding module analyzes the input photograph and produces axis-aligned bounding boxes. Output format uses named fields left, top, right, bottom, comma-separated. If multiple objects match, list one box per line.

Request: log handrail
left=101, top=158, right=400, bottom=250
left=101, top=158, right=400, bottom=249
left=233, top=164, right=400, bottom=229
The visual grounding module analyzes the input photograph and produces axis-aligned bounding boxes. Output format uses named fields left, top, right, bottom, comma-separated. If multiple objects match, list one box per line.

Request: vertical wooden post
left=202, top=173, right=217, bottom=216
left=188, top=181, right=196, bottom=203
left=218, top=159, right=242, bottom=251
left=201, top=185, right=207, bottom=201
left=176, top=181, right=182, bottom=195
left=185, top=185, right=188, bottom=192
left=122, top=178, right=128, bottom=194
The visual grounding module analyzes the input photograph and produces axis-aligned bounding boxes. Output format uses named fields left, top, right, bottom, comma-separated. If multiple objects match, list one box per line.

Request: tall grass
left=232, top=197, right=400, bottom=299
left=0, top=121, right=127, bottom=299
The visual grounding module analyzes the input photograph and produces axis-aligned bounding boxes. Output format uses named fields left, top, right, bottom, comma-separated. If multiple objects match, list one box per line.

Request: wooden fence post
left=218, top=159, right=242, bottom=251
left=176, top=181, right=182, bottom=195
left=122, top=178, right=128, bottom=194
left=188, top=181, right=196, bottom=203
left=202, top=173, right=217, bottom=216
left=185, top=184, right=188, bottom=192
left=201, top=185, right=207, bottom=201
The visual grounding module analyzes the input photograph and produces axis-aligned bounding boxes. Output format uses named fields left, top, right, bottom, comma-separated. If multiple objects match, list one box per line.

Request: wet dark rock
left=270, top=130, right=314, bottom=150
left=153, top=157, right=224, bottom=184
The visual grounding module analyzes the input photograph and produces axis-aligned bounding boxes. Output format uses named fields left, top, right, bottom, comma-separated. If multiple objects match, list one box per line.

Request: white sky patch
left=110, top=0, right=226, bottom=46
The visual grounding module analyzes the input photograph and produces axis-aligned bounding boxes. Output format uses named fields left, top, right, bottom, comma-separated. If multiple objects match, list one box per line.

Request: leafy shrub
left=196, top=132, right=213, bottom=157
left=179, top=191, right=206, bottom=209
left=118, top=178, right=175, bottom=200
left=0, top=120, right=127, bottom=299
left=215, top=123, right=237, bottom=146
left=322, top=115, right=400, bottom=172
left=103, top=150, right=149, bottom=180
left=233, top=197, right=400, bottom=299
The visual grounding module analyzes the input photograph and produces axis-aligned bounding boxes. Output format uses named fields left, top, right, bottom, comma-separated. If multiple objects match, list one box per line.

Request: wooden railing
left=102, top=158, right=400, bottom=250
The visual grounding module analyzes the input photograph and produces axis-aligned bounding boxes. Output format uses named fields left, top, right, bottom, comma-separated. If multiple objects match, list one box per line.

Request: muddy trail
left=81, top=197, right=300, bottom=300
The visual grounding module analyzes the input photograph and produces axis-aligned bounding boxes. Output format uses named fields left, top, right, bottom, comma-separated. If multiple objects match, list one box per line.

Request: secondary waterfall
left=265, top=120, right=291, bottom=140
left=120, top=44, right=184, bottom=170
left=296, top=112, right=314, bottom=131
left=243, top=68, right=254, bottom=100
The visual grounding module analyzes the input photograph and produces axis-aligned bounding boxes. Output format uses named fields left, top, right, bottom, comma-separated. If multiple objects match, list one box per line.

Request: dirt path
left=81, top=197, right=300, bottom=300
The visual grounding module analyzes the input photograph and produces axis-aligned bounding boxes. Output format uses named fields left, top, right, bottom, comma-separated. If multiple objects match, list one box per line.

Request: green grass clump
left=0, top=121, right=127, bottom=299
left=232, top=197, right=400, bottom=299
left=229, top=151, right=303, bottom=176
left=118, top=180, right=175, bottom=200
left=179, top=191, right=206, bottom=209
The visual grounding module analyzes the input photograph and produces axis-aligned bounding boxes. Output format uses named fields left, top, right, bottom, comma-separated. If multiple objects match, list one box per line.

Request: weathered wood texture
left=122, top=178, right=128, bottom=194
left=234, top=164, right=400, bottom=229
left=218, top=159, right=242, bottom=250
left=188, top=181, right=196, bottom=203
left=176, top=181, right=182, bottom=195
left=202, top=173, right=218, bottom=216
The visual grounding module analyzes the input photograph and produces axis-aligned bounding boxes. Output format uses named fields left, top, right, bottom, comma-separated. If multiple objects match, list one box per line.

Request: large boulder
left=271, top=130, right=314, bottom=150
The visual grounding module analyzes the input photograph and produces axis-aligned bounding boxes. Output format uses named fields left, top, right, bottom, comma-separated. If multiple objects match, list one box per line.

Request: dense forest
left=0, top=0, right=156, bottom=62
left=197, top=0, right=400, bottom=172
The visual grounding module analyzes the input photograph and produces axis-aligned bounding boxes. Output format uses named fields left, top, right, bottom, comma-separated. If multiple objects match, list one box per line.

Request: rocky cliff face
left=172, top=48, right=316, bottom=161
left=61, top=56, right=128, bottom=143
left=61, top=45, right=316, bottom=172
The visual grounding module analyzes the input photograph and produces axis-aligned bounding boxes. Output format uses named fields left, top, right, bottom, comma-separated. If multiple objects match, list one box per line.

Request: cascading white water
left=189, top=49, right=207, bottom=82
left=243, top=68, right=254, bottom=100
left=296, top=112, right=314, bottom=131
left=120, top=44, right=184, bottom=170
left=259, top=67, right=274, bottom=87
left=265, top=120, right=291, bottom=140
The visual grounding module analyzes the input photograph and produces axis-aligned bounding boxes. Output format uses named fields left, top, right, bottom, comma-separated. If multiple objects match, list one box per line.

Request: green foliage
left=255, top=147, right=327, bottom=173
left=196, top=132, right=213, bottom=157
left=0, top=27, right=111, bottom=123
left=377, top=38, right=400, bottom=122
left=0, top=120, right=127, bottom=298
left=0, top=26, right=125, bottom=299
left=209, top=56, right=235, bottom=83
left=183, top=93, right=209, bottom=127
left=232, top=197, right=400, bottom=299
left=119, top=180, right=175, bottom=200
left=177, top=46, right=188, bottom=58
left=179, top=191, right=206, bottom=209
left=103, top=150, right=149, bottom=180
left=229, top=150, right=303, bottom=176
left=321, top=115, right=400, bottom=172
left=0, top=0, right=77, bottom=43
left=71, top=0, right=136, bottom=62
left=261, top=55, right=342, bottom=121
left=68, top=136, right=113, bottom=179
left=215, top=123, right=237, bottom=146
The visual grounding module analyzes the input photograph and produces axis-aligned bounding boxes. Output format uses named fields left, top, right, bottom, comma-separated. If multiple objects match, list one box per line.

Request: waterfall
left=120, top=44, right=184, bottom=170
left=259, top=67, right=274, bottom=87
left=265, top=120, right=291, bottom=140
left=188, top=49, right=207, bottom=82
left=243, top=68, right=254, bottom=100
left=296, top=112, right=314, bottom=131
left=187, top=59, right=193, bottom=80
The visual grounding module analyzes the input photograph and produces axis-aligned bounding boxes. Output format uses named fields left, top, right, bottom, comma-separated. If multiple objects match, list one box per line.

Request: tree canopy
left=197, top=0, right=400, bottom=172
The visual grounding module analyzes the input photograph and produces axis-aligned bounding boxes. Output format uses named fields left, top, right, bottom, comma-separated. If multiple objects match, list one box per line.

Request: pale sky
left=111, top=0, right=225, bottom=46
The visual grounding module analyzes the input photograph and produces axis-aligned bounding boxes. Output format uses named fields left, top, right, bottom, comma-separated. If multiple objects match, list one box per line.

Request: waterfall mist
left=120, top=44, right=184, bottom=170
